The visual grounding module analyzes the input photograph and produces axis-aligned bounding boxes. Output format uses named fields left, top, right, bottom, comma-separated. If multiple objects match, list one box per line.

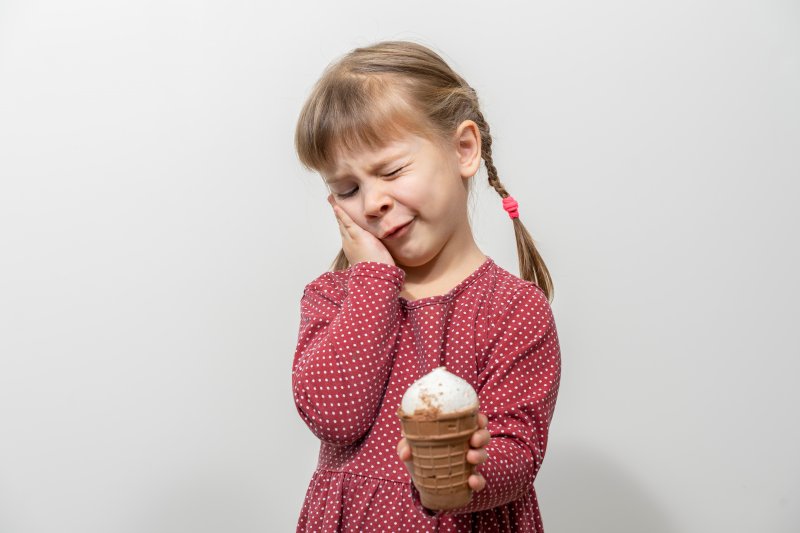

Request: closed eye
left=335, top=189, right=357, bottom=199
left=333, top=167, right=405, bottom=199
left=383, top=166, right=404, bottom=177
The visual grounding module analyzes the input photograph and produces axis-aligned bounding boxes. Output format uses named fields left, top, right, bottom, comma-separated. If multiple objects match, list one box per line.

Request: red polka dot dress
left=292, top=257, right=561, bottom=532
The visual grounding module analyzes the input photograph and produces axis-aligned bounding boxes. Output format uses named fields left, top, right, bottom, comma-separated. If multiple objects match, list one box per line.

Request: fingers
left=328, top=195, right=356, bottom=236
left=328, top=194, right=343, bottom=223
left=466, top=447, right=489, bottom=465
left=334, top=204, right=349, bottom=225
left=468, top=416, right=489, bottom=492
left=470, top=428, right=490, bottom=448
left=470, top=412, right=490, bottom=448
left=468, top=472, right=486, bottom=492
left=396, top=438, right=414, bottom=479
left=396, top=438, right=411, bottom=461
left=468, top=412, right=491, bottom=465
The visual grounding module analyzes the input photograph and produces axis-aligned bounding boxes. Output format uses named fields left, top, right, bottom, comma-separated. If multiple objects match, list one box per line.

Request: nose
left=363, top=182, right=394, bottom=218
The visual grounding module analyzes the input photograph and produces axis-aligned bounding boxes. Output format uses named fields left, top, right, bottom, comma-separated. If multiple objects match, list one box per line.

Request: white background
left=1, top=1, right=798, bottom=531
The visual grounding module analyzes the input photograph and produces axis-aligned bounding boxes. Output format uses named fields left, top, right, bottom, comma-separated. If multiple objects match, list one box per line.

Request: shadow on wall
left=539, top=443, right=678, bottom=533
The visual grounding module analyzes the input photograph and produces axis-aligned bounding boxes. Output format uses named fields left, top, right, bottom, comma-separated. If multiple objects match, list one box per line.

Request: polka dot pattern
left=292, top=257, right=562, bottom=532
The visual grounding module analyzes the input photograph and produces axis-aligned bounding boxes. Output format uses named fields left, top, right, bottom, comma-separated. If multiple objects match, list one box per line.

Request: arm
left=409, top=283, right=562, bottom=516
left=292, top=261, right=406, bottom=447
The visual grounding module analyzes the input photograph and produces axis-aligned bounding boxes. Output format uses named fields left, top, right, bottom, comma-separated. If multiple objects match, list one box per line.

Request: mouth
left=383, top=219, right=414, bottom=239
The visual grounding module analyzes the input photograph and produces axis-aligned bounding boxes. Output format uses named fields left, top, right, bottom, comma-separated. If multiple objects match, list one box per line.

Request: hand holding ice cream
left=397, top=413, right=490, bottom=490
left=396, top=366, right=491, bottom=510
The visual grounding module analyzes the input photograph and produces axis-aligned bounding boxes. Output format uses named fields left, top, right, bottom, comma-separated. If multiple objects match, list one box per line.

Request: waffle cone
left=397, top=404, right=479, bottom=510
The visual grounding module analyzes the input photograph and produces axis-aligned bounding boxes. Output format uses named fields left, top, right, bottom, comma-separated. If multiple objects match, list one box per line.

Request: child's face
left=321, top=121, right=481, bottom=267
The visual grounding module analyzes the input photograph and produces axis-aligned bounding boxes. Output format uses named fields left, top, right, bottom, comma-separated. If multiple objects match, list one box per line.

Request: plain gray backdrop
left=0, top=0, right=798, bottom=532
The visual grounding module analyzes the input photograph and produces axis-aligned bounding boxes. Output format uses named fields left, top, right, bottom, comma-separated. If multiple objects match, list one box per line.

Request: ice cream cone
left=397, top=404, right=479, bottom=510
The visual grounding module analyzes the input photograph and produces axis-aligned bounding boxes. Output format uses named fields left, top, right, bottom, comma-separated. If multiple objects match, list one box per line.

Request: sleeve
left=291, top=260, right=406, bottom=447
left=409, top=283, right=562, bottom=516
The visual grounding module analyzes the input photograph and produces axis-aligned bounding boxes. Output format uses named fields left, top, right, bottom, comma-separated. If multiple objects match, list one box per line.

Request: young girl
left=291, top=40, right=561, bottom=532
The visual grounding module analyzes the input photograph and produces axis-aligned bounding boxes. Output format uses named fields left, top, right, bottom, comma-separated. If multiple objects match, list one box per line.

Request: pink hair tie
left=502, top=196, right=519, bottom=219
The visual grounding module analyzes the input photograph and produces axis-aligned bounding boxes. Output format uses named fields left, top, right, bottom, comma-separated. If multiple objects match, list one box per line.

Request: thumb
left=397, top=439, right=414, bottom=472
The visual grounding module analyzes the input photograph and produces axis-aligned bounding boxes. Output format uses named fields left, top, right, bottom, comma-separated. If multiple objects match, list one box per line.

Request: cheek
left=395, top=180, right=429, bottom=210
left=414, top=183, right=446, bottom=217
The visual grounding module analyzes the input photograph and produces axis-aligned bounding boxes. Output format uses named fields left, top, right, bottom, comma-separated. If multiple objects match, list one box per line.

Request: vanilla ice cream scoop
left=400, top=366, right=478, bottom=416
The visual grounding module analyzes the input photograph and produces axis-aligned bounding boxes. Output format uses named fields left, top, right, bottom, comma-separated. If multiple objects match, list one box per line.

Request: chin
left=391, top=249, right=439, bottom=269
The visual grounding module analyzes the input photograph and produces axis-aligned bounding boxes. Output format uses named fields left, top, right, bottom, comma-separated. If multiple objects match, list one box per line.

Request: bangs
left=295, top=74, right=440, bottom=174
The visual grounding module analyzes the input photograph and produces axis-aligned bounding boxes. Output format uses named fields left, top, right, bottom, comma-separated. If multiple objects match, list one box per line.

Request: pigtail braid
left=473, top=110, right=554, bottom=302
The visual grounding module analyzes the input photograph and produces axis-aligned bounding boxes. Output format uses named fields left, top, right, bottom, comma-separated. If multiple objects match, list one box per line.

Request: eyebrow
left=325, top=152, right=406, bottom=184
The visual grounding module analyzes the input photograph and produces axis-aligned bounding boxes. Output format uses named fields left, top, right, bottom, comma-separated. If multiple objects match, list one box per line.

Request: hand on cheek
left=327, top=194, right=395, bottom=267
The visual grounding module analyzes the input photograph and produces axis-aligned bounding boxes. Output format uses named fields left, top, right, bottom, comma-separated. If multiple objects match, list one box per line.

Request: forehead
left=323, top=134, right=423, bottom=183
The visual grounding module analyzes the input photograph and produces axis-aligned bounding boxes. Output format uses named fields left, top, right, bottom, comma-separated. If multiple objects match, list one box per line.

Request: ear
left=453, top=120, right=482, bottom=179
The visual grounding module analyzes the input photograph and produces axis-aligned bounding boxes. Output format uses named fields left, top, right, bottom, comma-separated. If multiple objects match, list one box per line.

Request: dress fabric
left=292, top=257, right=561, bottom=532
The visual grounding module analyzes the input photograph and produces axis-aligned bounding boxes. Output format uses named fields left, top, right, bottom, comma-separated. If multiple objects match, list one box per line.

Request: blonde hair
left=294, top=40, right=554, bottom=302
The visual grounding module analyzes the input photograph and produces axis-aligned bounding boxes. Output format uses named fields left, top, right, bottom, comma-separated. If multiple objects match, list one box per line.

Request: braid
left=474, top=110, right=508, bottom=197
left=472, top=109, right=555, bottom=301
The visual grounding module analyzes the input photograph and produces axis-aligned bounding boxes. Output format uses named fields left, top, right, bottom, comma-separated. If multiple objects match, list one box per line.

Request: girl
left=291, top=40, right=561, bottom=532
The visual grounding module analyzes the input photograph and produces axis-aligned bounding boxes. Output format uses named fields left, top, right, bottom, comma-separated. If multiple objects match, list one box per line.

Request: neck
left=398, top=230, right=486, bottom=290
